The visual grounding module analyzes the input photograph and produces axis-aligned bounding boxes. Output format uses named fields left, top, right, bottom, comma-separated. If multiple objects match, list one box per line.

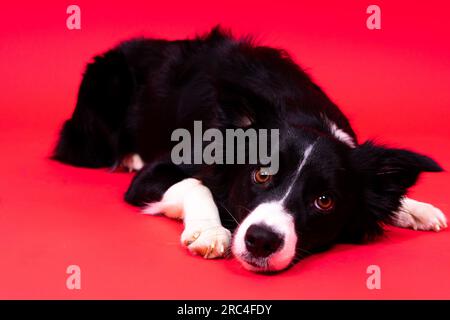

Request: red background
left=0, top=0, right=449, bottom=299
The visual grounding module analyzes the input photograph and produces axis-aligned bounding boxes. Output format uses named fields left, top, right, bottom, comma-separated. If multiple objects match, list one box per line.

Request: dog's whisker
left=219, top=203, right=240, bottom=226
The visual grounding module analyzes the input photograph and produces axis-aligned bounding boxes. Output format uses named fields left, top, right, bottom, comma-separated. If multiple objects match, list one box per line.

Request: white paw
left=394, top=198, right=447, bottom=232
left=181, top=225, right=231, bottom=259
left=121, top=154, right=144, bottom=172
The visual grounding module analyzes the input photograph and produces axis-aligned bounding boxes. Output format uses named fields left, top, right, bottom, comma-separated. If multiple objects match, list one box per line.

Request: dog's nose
left=244, top=224, right=283, bottom=257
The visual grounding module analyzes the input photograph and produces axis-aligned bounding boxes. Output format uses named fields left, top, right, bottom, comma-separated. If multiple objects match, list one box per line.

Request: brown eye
left=253, top=168, right=272, bottom=184
left=314, top=194, right=335, bottom=211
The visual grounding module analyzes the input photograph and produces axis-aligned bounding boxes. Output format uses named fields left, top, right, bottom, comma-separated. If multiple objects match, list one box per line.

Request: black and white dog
left=53, top=27, right=447, bottom=272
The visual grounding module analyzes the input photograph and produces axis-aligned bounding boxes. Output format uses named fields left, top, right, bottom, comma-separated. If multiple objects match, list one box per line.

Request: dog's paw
left=394, top=198, right=447, bottom=232
left=181, top=225, right=231, bottom=259
left=121, top=154, right=144, bottom=172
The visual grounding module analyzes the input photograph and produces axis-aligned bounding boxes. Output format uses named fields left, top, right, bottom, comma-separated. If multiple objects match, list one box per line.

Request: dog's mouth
left=234, top=251, right=295, bottom=273
left=238, top=254, right=270, bottom=272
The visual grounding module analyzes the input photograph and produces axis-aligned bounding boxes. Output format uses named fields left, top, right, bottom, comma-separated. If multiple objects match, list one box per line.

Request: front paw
left=181, top=225, right=231, bottom=259
left=395, top=199, right=447, bottom=232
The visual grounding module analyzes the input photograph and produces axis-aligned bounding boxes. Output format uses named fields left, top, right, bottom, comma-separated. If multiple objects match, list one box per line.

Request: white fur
left=322, top=115, right=356, bottom=148
left=280, top=144, right=314, bottom=203
left=393, top=197, right=447, bottom=231
left=232, top=202, right=297, bottom=271
left=143, top=178, right=231, bottom=259
left=122, top=154, right=144, bottom=172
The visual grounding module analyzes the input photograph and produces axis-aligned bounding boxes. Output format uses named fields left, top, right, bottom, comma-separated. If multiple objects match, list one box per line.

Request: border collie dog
left=53, top=27, right=447, bottom=272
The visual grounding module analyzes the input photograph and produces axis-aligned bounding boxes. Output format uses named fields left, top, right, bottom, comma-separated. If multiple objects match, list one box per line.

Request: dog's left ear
left=347, top=141, right=443, bottom=240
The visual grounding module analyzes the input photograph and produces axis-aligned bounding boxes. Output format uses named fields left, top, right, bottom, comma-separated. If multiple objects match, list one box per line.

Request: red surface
left=1, top=0, right=449, bottom=299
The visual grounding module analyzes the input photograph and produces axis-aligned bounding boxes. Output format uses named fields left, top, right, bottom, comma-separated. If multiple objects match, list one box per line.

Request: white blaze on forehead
left=321, top=114, right=356, bottom=148
left=232, top=202, right=298, bottom=271
left=280, top=143, right=315, bottom=204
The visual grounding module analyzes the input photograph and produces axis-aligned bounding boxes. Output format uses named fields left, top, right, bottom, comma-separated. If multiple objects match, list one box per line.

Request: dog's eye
left=314, top=194, right=335, bottom=211
left=253, top=168, right=272, bottom=184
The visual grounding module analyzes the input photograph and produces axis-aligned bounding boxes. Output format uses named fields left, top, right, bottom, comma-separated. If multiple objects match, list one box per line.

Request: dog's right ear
left=347, top=141, right=443, bottom=240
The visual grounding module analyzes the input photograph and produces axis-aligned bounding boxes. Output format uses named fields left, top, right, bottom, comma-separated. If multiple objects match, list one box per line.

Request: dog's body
left=54, top=27, right=446, bottom=272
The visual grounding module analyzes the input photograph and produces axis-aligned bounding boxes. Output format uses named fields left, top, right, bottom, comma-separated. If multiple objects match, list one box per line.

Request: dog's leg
left=143, top=178, right=231, bottom=259
left=124, top=159, right=187, bottom=207
left=391, top=197, right=447, bottom=231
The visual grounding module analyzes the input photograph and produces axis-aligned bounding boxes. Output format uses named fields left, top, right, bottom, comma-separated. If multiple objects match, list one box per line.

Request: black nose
left=244, top=224, right=283, bottom=258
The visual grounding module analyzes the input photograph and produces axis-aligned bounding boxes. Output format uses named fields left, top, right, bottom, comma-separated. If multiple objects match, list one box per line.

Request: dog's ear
left=345, top=141, right=443, bottom=241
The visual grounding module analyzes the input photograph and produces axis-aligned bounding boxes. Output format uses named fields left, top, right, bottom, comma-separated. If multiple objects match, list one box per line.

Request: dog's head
left=224, top=124, right=442, bottom=272
left=189, top=33, right=443, bottom=272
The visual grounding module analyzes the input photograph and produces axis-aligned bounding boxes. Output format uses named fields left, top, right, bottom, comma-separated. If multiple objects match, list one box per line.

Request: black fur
left=53, top=27, right=442, bottom=259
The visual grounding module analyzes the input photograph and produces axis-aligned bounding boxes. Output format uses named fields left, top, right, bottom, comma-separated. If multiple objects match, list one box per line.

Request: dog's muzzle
left=232, top=202, right=298, bottom=272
